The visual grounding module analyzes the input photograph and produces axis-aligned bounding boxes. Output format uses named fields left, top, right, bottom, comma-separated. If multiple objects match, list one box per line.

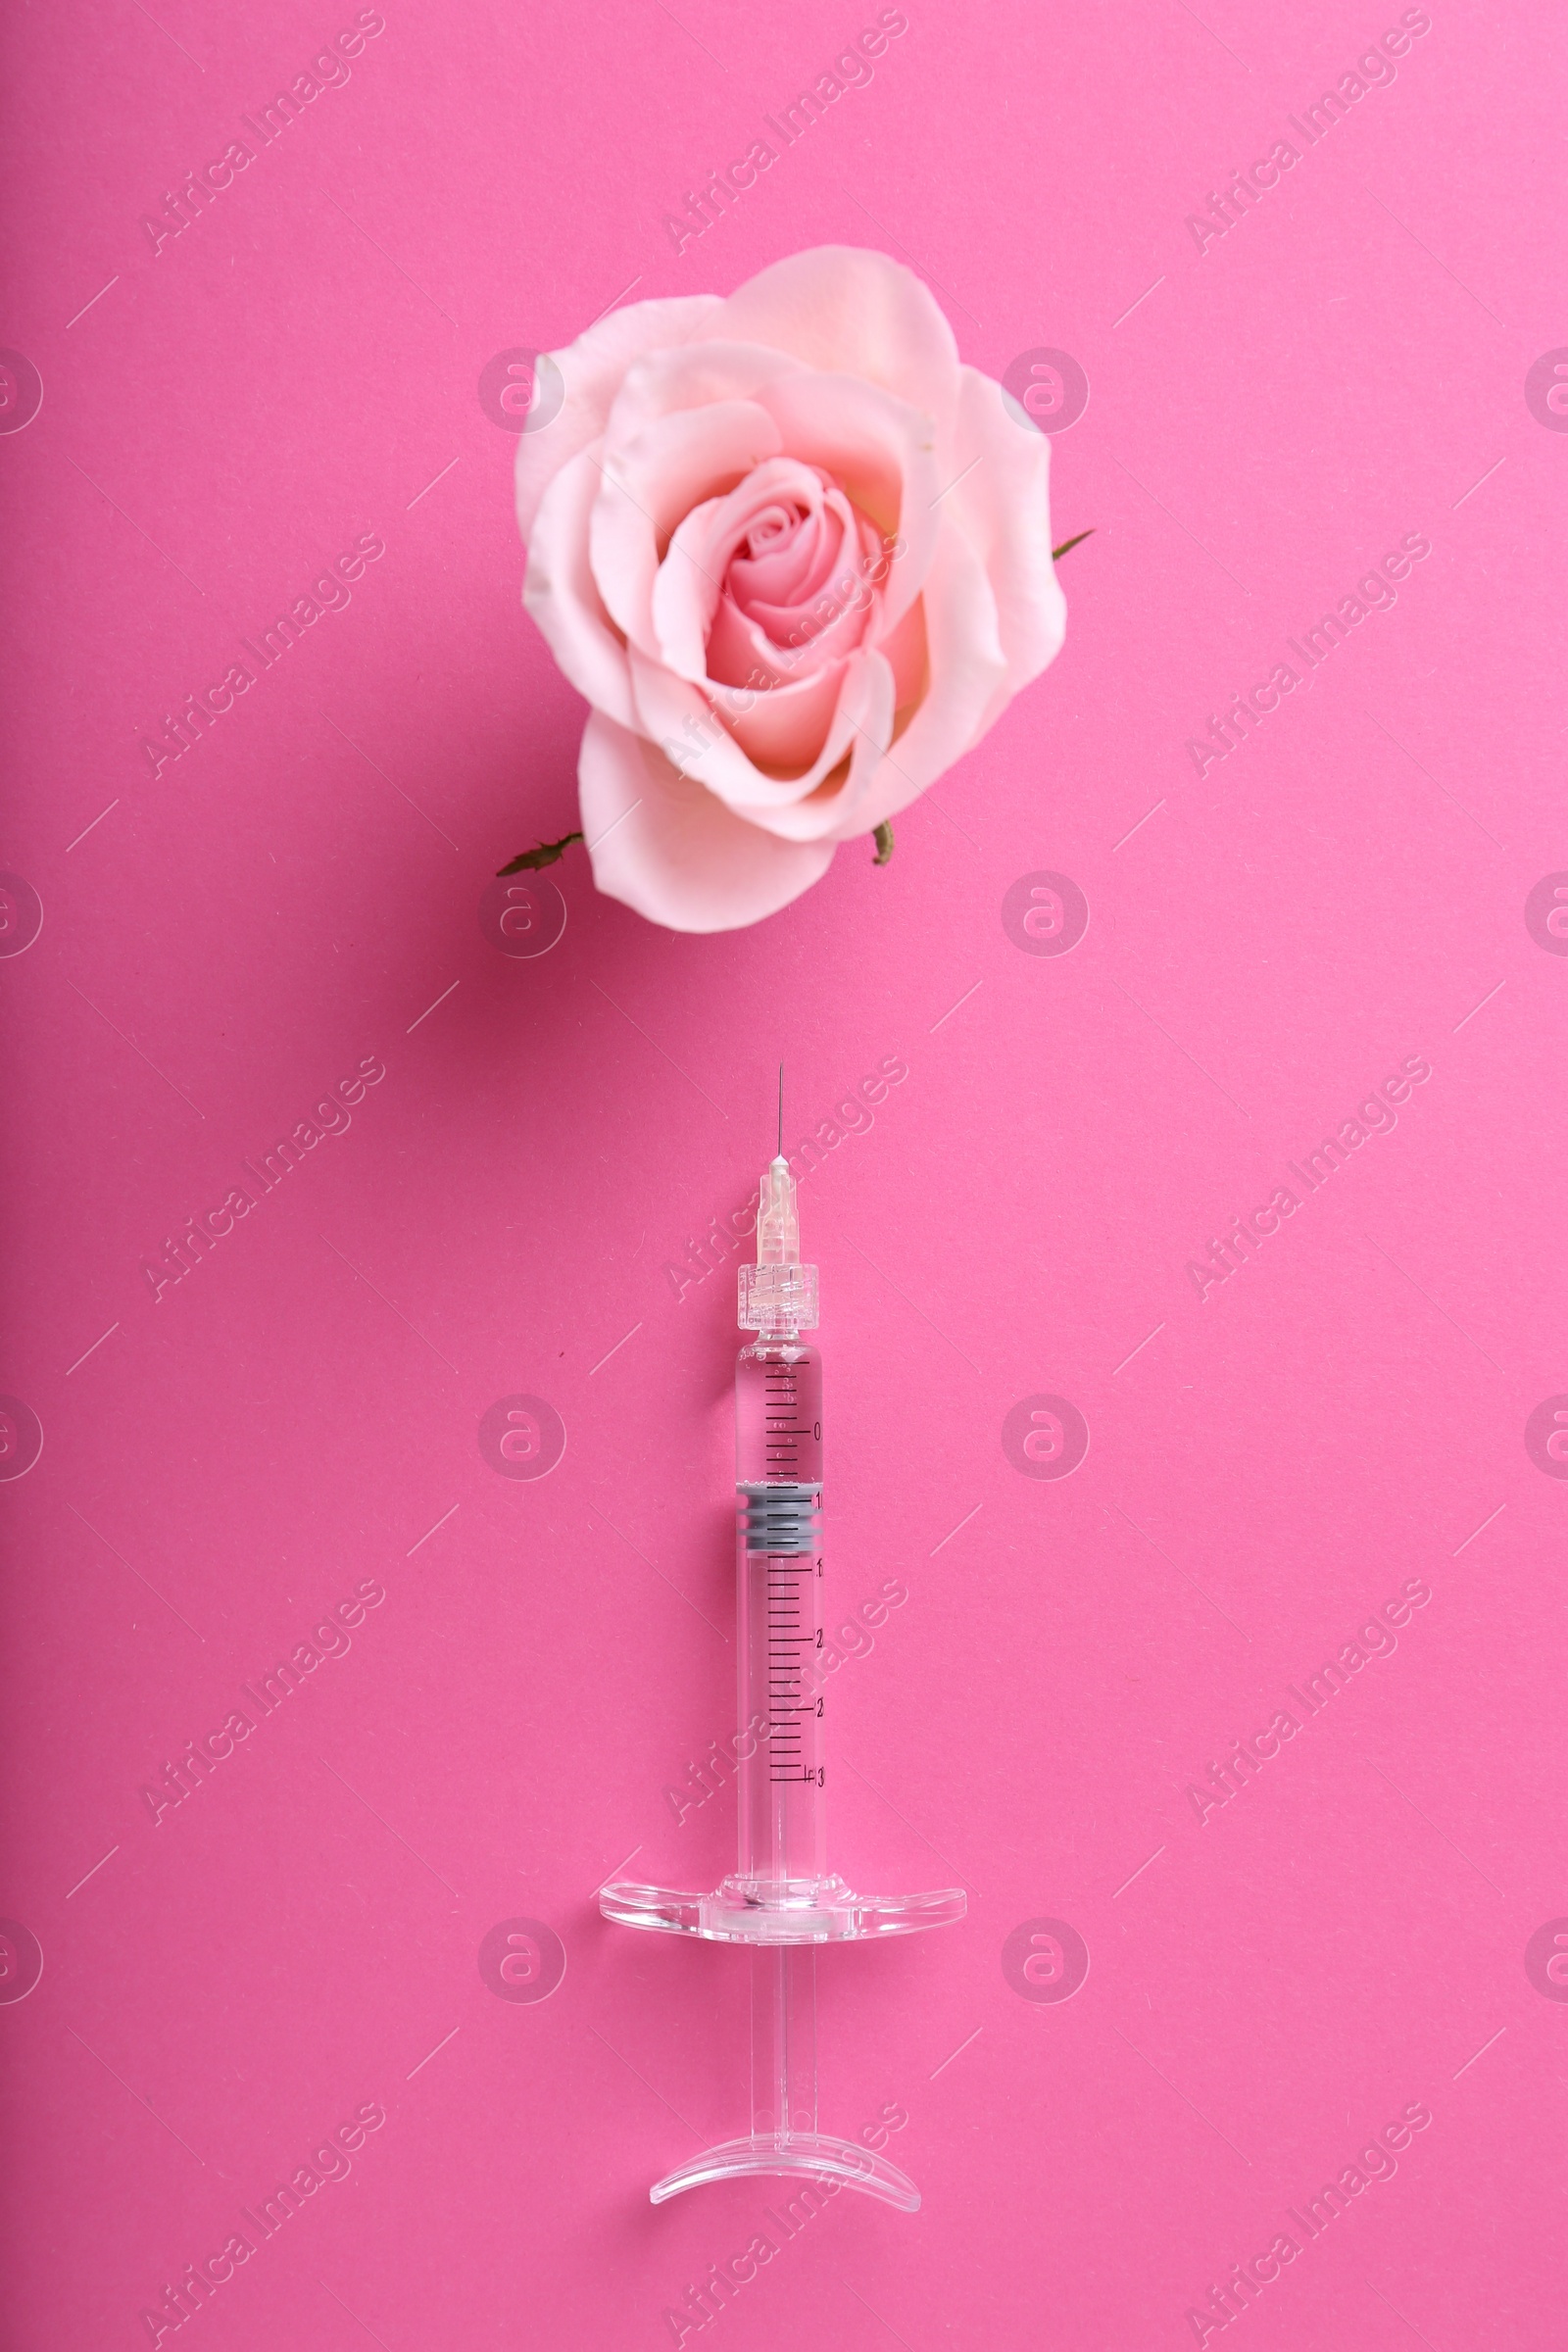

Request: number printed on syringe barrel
left=735, top=1337, right=825, bottom=1890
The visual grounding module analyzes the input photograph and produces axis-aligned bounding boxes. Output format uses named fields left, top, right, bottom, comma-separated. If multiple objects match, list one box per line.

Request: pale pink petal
left=718, top=660, right=849, bottom=770
left=730, top=502, right=837, bottom=617
left=651, top=493, right=729, bottom=682
left=736, top=493, right=860, bottom=642
left=523, top=445, right=638, bottom=730
left=600, top=340, right=807, bottom=448
left=714, top=248, right=962, bottom=439
left=653, top=458, right=847, bottom=686
left=826, top=525, right=1009, bottom=835
left=627, top=643, right=894, bottom=837
left=711, top=494, right=875, bottom=691
left=627, top=644, right=854, bottom=811
left=514, top=295, right=722, bottom=545
left=877, top=596, right=928, bottom=715
left=948, top=367, right=1067, bottom=729
left=707, top=567, right=868, bottom=697
left=590, top=402, right=784, bottom=661
left=578, top=712, right=835, bottom=933
left=705, top=593, right=797, bottom=695
left=741, top=651, right=896, bottom=843
left=752, top=371, right=943, bottom=633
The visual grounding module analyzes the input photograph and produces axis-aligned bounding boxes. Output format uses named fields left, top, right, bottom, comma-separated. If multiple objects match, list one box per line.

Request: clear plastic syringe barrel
left=735, top=1341, right=824, bottom=1895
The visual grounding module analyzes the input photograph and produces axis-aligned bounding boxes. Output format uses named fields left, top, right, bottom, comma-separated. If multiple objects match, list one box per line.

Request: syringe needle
left=777, top=1062, right=783, bottom=1159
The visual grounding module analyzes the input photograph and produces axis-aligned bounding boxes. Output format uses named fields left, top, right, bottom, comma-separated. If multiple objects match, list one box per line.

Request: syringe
left=600, top=1092, right=965, bottom=2210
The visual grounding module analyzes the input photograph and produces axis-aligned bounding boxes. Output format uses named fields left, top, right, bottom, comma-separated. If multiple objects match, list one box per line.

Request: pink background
left=3, top=1, right=1566, bottom=2345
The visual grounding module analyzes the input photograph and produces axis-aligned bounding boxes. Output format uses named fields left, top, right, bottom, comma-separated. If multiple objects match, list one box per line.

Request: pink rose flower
left=515, top=246, right=1068, bottom=932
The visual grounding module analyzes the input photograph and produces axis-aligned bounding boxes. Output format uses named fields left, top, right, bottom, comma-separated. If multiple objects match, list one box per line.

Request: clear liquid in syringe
left=735, top=1342, right=825, bottom=1877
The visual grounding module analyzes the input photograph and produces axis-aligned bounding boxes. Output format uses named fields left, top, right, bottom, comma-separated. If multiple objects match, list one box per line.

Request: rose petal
left=579, top=711, right=835, bottom=932
left=826, top=524, right=1009, bottom=835
left=876, top=595, right=928, bottom=716
left=707, top=565, right=869, bottom=697
left=715, top=248, right=962, bottom=441
left=590, top=401, right=784, bottom=662
left=650, top=493, right=729, bottom=682
left=734, top=490, right=856, bottom=633
left=654, top=458, right=848, bottom=686
left=728, top=651, right=896, bottom=840
left=947, top=367, right=1067, bottom=728
left=751, top=371, right=943, bottom=634
left=730, top=503, right=834, bottom=614
left=727, top=503, right=876, bottom=685
left=523, top=444, right=638, bottom=730
left=601, top=339, right=808, bottom=449
left=514, top=295, right=722, bottom=545
left=627, top=640, right=892, bottom=832
left=628, top=643, right=852, bottom=808
left=628, top=642, right=896, bottom=843
left=716, top=658, right=849, bottom=771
